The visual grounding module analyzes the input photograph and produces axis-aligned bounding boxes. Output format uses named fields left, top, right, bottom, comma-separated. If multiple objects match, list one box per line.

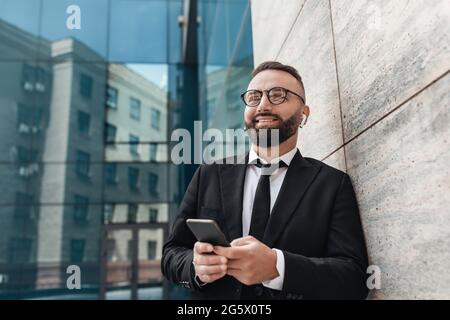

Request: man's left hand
left=213, top=236, right=279, bottom=286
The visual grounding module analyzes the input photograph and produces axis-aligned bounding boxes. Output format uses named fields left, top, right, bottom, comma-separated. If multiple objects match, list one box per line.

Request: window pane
left=0, top=0, right=253, bottom=300
left=77, top=111, right=91, bottom=134
left=129, top=97, right=141, bottom=121
left=149, top=208, right=158, bottom=223
left=147, top=241, right=157, bottom=260
left=104, top=162, right=117, bottom=185
left=109, top=0, right=168, bottom=63
left=105, top=64, right=168, bottom=145
left=149, top=143, right=157, bottom=162
left=105, top=123, right=117, bottom=143
left=40, top=0, right=108, bottom=60
left=129, top=134, right=139, bottom=155
left=127, top=204, right=138, bottom=223
left=106, top=86, right=118, bottom=109
left=151, top=108, right=160, bottom=130
left=70, top=239, right=86, bottom=263
left=148, top=173, right=159, bottom=196
left=80, top=73, right=93, bottom=99
left=76, top=150, right=90, bottom=177
left=128, top=167, right=139, bottom=191
left=17, top=104, right=34, bottom=129
left=103, top=203, right=115, bottom=224
left=0, top=0, right=41, bottom=60
left=73, top=194, right=89, bottom=223
left=17, top=64, right=50, bottom=93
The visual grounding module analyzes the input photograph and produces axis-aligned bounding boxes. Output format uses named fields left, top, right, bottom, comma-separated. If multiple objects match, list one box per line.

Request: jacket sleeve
left=282, top=173, right=369, bottom=299
left=161, top=166, right=204, bottom=291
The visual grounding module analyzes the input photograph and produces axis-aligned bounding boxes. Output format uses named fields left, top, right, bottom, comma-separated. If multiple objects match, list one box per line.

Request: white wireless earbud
left=299, top=116, right=308, bottom=128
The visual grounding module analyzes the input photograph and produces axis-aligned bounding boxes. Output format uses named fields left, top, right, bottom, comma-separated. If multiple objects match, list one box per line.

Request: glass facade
left=0, top=0, right=253, bottom=299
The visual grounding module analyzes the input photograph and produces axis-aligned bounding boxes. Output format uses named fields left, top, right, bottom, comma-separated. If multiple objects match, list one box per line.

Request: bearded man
left=161, top=61, right=369, bottom=300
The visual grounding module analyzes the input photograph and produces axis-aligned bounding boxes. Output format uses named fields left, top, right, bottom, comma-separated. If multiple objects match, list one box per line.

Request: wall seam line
left=321, top=69, right=450, bottom=162
left=327, top=0, right=347, bottom=172
left=274, top=0, right=308, bottom=60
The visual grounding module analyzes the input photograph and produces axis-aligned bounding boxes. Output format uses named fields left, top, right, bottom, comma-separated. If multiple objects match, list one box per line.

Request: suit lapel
left=219, top=154, right=248, bottom=241
left=263, top=150, right=321, bottom=247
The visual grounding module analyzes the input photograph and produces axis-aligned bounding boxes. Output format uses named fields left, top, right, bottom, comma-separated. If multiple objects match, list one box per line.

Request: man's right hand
left=193, top=241, right=228, bottom=284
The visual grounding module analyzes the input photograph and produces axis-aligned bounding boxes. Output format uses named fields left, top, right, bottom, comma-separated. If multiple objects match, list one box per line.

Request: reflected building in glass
left=0, top=0, right=253, bottom=299
left=0, top=18, right=54, bottom=293
left=0, top=18, right=170, bottom=298
left=35, top=37, right=107, bottom=292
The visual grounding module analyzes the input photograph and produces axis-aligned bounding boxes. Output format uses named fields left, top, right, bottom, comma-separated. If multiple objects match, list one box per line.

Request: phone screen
left=186, top=219, right=231, bottom=247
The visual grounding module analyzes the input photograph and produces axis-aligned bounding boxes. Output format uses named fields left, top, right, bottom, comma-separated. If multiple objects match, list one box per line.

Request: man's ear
left=302, top=105, right=310, bottom=125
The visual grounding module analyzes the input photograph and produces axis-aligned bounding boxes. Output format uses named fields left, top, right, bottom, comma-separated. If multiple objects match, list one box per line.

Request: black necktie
left=249, top=159, right=287, bottom=241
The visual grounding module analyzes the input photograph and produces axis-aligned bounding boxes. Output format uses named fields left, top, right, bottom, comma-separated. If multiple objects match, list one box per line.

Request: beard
left=245, top=111, right=301, bottom=147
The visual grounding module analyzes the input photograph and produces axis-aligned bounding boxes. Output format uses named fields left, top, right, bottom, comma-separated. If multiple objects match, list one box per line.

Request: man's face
left=244, top=69, right=306, bottom=146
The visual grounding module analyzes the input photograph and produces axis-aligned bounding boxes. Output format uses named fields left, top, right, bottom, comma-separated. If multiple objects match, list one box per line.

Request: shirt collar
left=248, top=146, right=298, bottom=167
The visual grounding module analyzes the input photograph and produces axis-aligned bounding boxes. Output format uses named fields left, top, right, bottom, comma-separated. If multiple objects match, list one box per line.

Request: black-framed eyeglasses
left=240, top=87, right=305, bottom=107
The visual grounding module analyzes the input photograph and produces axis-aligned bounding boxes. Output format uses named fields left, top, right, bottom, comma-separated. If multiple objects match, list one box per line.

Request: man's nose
left=256, top=93, right=273, bottom=113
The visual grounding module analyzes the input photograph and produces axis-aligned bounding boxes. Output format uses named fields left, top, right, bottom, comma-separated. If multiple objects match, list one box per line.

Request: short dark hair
left=252, top=61, right=305, bottom=101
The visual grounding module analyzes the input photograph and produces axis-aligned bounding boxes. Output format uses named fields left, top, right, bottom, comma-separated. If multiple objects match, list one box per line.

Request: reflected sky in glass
left=0, top=0, right=40, bottom=34
left=41, top=0, right=108, bottom=58
left=0, top=0, right=41, bottom=32
left=0, top=0, right=176, bottom=63
left=108, top=0, right=168, bottom=63
left=200, top=0, right=250, bottom=66
left=127, top=63, right=168, bottom=90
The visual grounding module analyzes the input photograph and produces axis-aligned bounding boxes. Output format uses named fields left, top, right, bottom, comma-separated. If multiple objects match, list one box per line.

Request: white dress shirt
left=242, top=146, right=298, bottom=291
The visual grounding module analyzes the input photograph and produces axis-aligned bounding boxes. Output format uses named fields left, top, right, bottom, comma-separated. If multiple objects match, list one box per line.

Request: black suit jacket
left=161, top=150, right=369, bottom=300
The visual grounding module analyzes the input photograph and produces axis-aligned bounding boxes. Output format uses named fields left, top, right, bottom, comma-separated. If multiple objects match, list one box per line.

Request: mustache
left=252, top=113, right=282, bottom=123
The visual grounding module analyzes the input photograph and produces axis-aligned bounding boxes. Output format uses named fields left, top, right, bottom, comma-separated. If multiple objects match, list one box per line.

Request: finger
left=196, top=264, right=227, bottom=276
left=213, top=245, right=233, bottom=258
left=214, top=245, right=244, bottom=259
left=195, top=254, right=227, bottom=266
left=194, top=242, right=214, bottom=254
left=226, top=259, right=243, bottom=270
left=199, top=271, right=226, bottom=283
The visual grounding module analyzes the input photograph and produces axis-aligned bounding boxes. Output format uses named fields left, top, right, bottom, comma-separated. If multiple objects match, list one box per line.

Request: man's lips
left=254, top=116, right=280, bottom=124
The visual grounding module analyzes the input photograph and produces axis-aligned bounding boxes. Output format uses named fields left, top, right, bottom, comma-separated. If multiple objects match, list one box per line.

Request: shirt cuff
left=262, top=248, right=285, bottom=291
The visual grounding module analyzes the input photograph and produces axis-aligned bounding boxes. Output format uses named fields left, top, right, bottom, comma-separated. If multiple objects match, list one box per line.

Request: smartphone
left=186, top=219, right=231, bottom=247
